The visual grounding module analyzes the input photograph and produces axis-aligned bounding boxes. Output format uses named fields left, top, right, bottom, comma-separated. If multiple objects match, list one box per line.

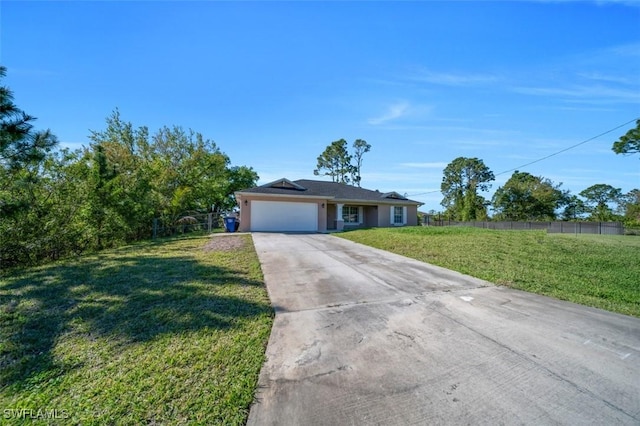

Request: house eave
left=333, top=198, right=423, bottom=206
left=235, top=192, right=334, bottom=200
left=235, top=192, right=423, bottom=206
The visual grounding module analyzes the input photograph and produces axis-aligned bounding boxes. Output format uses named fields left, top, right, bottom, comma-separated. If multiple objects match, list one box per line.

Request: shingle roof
left=237, top=178, right=423, bottom=205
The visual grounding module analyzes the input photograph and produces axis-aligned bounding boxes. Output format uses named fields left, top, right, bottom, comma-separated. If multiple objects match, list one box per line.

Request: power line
left=493, top=117, right=639, bottom=178
left=407, top=117, right=639, bottom=198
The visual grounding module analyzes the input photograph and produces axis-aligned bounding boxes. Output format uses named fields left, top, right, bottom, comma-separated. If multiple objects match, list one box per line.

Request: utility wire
left=407, top=117, right=639, bottom=198
left=493, top=117, right=638, bottom=177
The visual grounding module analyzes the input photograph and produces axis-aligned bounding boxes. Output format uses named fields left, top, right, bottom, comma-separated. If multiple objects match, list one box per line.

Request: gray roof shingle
left=237, top=178, right=423, bottom=205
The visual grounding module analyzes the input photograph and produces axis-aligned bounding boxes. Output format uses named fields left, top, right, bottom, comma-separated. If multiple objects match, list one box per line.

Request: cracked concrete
left=247, top=233, right=640, bottom=425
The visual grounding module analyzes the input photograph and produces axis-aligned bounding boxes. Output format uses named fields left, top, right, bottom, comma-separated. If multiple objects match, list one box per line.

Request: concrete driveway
left=247, top=233, right=640, bottom=425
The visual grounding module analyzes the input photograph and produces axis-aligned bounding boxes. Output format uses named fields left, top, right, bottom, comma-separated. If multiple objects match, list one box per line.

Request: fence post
left=153, top=218, right=158, bottom=240
left=208, top=213, right=212, bottom=233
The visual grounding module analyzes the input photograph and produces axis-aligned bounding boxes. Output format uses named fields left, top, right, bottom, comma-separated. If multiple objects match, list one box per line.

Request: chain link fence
left=152, top=212, right=227, bottom=239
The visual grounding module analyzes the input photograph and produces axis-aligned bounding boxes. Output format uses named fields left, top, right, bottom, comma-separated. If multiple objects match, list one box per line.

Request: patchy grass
left=338, top=227, right=640, bottom=317
left=0, top=235, right=273, bottom=425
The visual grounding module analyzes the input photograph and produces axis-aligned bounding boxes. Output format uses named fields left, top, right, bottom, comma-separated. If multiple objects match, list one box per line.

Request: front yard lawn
left=0, top=235, right=273, bottom=425
left=338, top=227, right=640, bottom=317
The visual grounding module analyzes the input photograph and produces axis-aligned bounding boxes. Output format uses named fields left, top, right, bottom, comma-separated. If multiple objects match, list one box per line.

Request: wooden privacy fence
left=422, top=218, right=624, bottom=235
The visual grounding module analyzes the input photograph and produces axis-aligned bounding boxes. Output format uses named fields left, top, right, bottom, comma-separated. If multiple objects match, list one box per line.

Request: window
left=343, top=206, right=360, bottom=224
left=393, top=206, right=403, bottom=224
left=391, top=206, right=406, bottom=225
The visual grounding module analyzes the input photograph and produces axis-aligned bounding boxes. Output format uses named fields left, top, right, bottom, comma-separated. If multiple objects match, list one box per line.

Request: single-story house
left=234, top=178, right=423, bottom=233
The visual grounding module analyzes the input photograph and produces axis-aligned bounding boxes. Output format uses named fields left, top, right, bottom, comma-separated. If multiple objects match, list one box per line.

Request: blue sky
left=2, top=1, right=639, bottom=211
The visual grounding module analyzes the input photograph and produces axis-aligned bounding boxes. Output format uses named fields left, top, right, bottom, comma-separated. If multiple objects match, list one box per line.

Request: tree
left=88, top=111, right=259, bottom=222
left=0, top=66, right=58, bottom=218
left=0, top=66, right=64, bottom=266
left=560, top=195, right=589, bottom=221
left=87, top=143, right=117, bottom=249
left=621, top=189, right=640, bottom=224
left=0, top=103, right=259, bottom=268
left=440, top=157, right=494, bottom=221
left=579, top=184, right=623, bottom=221
left=313, top=138, right=371, bottom=186
left=612, top=119, right=640, bottom=156
left=0, top=66, right=57, bottom=171
left=492, top=171, right=567, bottom=221
left=351, top=139, right=371, bottom=187
left=87, top=109, right=155, bottom=244
left=221, top=165, right=259, bottom=211
left=314, top=139, right=353, bottom=183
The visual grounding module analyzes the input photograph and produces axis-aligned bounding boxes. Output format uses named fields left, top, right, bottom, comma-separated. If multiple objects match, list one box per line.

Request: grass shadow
left=0, top=236, right=272, bottom=390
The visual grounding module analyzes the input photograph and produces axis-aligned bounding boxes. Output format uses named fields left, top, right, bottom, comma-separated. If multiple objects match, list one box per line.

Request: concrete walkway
left=247, top=233, right=640, bottom=425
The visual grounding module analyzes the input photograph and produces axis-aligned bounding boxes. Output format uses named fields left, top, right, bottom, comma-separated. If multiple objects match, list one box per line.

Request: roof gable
left=262, top=178, right=306, bottom=191
left=381, top=191, right=408, bottom=200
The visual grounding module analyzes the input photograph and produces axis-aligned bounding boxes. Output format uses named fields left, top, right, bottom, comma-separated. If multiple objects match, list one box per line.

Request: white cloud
left=610, top=42, right=640, bottom=56
left=533, top=0, right=640, bottom=9
left=410, top=70, right=499, bottom=87
left=512, top=84, right=640, bottom=103
left=577, top=72, right=634, bottom=85
left=455, top=139, right=509, bottom=149
left=361, top=171, right=432, bottom=184
left=399, top=162, right=448, bottom=169
left=501, top=154, right=537, bottom=161
left=554, top=105, right=617, bottom=112
left=367, top=102, right=410, bottom=125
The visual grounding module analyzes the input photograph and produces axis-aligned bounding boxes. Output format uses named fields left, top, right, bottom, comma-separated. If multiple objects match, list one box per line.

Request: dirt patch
left=203, top=235, right=247, bottom=252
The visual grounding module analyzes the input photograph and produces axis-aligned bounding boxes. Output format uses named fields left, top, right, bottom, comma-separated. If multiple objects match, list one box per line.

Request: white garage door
left=251, top=201, right=318, bottom=232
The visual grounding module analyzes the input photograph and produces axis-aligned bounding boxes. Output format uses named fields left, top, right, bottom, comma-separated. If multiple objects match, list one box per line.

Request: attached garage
left=250, top=200, right=318, bottom=232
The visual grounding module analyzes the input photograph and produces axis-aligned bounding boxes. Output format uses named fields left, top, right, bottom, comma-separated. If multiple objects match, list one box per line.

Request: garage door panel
left=251, top=201, right=318, bottom=232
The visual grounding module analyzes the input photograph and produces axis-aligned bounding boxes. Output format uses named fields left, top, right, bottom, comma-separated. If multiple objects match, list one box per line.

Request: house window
left=343, top=206, right=360, bottom=224
left=393, top=206, right=404, bottom=225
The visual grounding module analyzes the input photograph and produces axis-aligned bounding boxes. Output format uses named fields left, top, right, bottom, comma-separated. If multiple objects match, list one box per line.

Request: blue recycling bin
left=224, top=216, right=236, bottom=232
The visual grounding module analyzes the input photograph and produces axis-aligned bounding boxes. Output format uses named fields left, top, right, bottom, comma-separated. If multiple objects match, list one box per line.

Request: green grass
left=338, top=227, right=640, bottom=317
left=0, top=235, right=273, bottom=425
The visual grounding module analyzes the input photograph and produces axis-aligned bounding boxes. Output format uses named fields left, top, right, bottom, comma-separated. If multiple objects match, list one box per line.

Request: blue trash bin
left=224, top=217, right=236, bottom=233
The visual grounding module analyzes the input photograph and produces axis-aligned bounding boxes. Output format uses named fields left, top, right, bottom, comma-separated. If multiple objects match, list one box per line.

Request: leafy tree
left=89, top=112, right=259, bottom=224
left=579, top=184, right=623, bottom=221
left=149, top=125, right=242, bottom=215
left=620, top=189, right=640, bottom=224
left=560, top=195, right=589, bottom=221
left=492, top=171, right=567, bottom=221
left=0, top=103, right=259, bottom=268
left=314, top=139, right=353, bottom=183
left=88, top=110, right=155, bottom=244
left=27, top=149, right=93, bottom=261
left=222, top=165, right=259, bottom=210
left=351, top=139, right=371, bottom=187
left=440, top=157, right=494, bottom=221
left=612, top=119, right=640, bottom=156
